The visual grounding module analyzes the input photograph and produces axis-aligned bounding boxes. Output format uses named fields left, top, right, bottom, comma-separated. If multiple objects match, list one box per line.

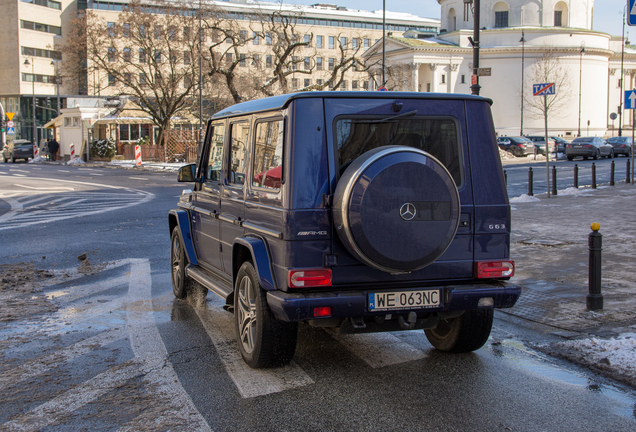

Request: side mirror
left=177, top=164, right=197, bottom=182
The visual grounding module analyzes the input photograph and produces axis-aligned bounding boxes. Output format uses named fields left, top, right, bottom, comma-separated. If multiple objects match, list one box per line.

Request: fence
left=117, top=129, right=201, bottom=163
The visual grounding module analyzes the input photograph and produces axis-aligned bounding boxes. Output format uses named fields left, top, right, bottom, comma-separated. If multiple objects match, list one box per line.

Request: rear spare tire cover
left=333, top=146, right=460, bottom=273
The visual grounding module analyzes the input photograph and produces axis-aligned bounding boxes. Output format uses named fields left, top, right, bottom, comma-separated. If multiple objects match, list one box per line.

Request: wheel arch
left=168, top=209, right=198, bottom=266
left=232, top=236, right=277, bottom=293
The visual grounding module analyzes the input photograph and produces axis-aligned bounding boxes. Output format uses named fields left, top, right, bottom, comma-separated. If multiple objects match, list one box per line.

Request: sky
left=285, top=0, right=632, bottom=38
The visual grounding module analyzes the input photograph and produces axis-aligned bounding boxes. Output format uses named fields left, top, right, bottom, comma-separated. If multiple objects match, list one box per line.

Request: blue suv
left=169, top=92, right=520, bottom=368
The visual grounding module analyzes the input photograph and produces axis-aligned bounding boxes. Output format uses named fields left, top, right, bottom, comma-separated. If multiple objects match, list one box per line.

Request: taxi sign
left=533, top=83, right=555, bottom=96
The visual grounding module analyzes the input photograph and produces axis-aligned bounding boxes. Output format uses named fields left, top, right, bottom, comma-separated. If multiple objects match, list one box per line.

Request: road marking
left=128, top=176, right=150, bottom=180
left=9, top=169, right=29, bottom=173
left=15, top=184, right=75, bottom=191
left=13, top=174, right=26, bottom=177
left=195, top=297, right=314, bottom=398
left=58, top=170, right=70, bottom=172
left=332, top=333, right=427, bottom=368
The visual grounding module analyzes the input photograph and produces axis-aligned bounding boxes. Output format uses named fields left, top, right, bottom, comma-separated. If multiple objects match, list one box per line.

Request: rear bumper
left=267, top=282, right=521, bottom=322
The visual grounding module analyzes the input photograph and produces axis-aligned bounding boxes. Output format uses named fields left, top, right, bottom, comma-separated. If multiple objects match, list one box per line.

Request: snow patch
left=510, top=194, right=541, bottom=203
left=28, top=156, right=48, bottom=164
left=558, top=187, right=592, bottom=196
left=67, top=158, right=85, bottom=165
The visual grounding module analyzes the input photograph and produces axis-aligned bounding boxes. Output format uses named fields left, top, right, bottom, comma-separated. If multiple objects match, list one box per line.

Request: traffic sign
left=629, top=0, right=636, bottom=26
left=6, top=112, right=14, bottom=121
left=6, top=121, right=14, bottom=128
left=625, top=90, right=636, bottom=109
left=7, top=127, right=15, bottom=134
left=533, top=83, right=555, bottom=96
left=477, top=67, right=491, bottom=77
left=378, top=86, right=387, bottom=91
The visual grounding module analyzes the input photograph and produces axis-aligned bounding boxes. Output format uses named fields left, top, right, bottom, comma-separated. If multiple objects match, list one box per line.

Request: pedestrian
left=48, top=137, right=59, bottom=162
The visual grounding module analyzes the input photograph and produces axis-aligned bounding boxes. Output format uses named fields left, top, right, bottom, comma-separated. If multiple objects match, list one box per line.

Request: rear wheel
left=593, top=151, right=599, bottom=160
left=567, top=156, right=574, bottom=161
left=235, top=261, right=298, bottom=368
left=609, top=150, right=614, bottom=159
left=424, top=309, right=493, bottom=353
left=170, top=226, right=196, bottom=299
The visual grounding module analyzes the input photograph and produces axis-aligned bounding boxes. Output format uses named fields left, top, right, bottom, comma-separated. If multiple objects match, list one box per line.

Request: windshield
left=335, top=116, right=462, bottom=186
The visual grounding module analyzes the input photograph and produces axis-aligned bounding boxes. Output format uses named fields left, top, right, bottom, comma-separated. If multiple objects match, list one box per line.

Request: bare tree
left=62, top=0, right=202, bottom=146
left=523, top=50, right=573, bottom=120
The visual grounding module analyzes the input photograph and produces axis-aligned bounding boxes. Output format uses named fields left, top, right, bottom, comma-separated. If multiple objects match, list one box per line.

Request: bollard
left=528, top=167, right=534, bottom=196
left=504, top=170, right=507, bottom=186
left=610, top=160, right=615, bottom=186
left=551, top=165, right=557, bottom=196
left=628, top=160, right=631, bottom=184
left=587, top=223, right=603, bottom=311
left=574, top=164, right=579, bottom=188
left=591, top=163, right=597, bottom=189
left=135, top=145, right=142, bottom=167
left=70, top=143, right=75, bottom=160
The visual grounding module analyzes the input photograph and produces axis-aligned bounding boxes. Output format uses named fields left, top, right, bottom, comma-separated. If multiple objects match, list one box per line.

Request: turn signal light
left=313, top=306, right=332, bottom=317
left=289, top=269, right=332, bottom=288
left=475, top=261, right=514, bottom=279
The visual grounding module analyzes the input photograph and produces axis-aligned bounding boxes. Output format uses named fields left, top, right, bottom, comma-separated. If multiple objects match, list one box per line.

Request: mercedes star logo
left=399, top=203, right=416, bottom=221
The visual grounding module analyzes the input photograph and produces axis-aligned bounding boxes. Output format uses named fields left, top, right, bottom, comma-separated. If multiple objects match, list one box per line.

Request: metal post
left=592, top=162, right=597, bottom=189
left=544, top=94, right=550, bottom=198
left=578, top=46, right=585, bottom=136
left=587, top=223, right=603, bottom=311
left=574, top=164, right=579, bottom=188
left=627, top=159, right=631, bottom=183
left=470, top=0, right=481, bottom=96
left=528, top=167, right=533, bottom=196
left=551, top=165, right=557, bottom=195
left=382, top=0, right=385, bottom=86
left=619, top=7, right=626, bottom=136
left=199, top=0, right=203, bottom=155
left=520, top=31, right=525, bottom=136
left=632, top=107, right=635, bottom=183
left=504, top=170, right=507, bottom=186
left=610, top=160, right=615, bottom=186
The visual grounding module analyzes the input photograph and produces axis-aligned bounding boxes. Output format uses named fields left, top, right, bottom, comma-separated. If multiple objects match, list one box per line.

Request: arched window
left=448, top=8, right=456, bottom=31
left=494, top=2, right=509, bottom=28
left=554, top=1, right=569, bottom=27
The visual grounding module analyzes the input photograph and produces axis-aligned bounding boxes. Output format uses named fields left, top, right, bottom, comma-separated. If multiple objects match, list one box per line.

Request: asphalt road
left=1, top=163, right=635, bottom=431
left=504, top=156, right=633, bottom=198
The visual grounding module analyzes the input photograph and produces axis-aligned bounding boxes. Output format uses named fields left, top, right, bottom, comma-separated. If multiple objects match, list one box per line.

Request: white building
left=365, top=0, right=636, bottom=138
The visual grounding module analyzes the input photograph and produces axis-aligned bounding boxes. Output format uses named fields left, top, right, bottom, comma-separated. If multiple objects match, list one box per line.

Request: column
left=411, top=63, right=419, bottom=92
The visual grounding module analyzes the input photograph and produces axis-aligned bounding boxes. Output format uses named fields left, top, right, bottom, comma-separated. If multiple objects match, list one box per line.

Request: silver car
left=566, top=137, right=613, bottom=160
left=606, top=136, right=633, bottom=157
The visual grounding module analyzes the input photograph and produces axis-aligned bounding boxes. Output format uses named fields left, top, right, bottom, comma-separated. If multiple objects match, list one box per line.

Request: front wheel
left=567, top=156, right=574, bottom=161
left=170, top=226, right=195, bottom=299
left=608, top=150, right=614, bottom=159
left=424, top=309, right=493, bottom=353
left=235, top=261, right=298, bottom=368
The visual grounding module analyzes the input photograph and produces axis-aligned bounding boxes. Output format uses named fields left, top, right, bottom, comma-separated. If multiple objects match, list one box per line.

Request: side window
left=229, top=122, right=249, bottom=185
left=252, top=119, right=284, bottom=189
left=205, top=124, right=225, bottom=181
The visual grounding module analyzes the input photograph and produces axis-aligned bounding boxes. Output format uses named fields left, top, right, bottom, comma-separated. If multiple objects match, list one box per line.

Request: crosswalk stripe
left=332, top=332, right=427, bottom=368
left=195, top=297, right=315, bottom=399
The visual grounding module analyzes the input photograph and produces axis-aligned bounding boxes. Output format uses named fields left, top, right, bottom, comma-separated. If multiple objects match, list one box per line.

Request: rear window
left=573, top=138, right=593, bottom=143
left=335, top=116, right=462, bottom=186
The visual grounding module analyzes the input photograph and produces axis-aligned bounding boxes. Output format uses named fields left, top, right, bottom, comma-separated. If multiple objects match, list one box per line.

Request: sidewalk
left=505, top=181, right=636, bottom=387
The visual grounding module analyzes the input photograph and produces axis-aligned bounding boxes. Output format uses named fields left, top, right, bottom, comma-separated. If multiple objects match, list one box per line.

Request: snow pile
left=499, top=148, right=515, bottom=160
left=559, top=187, right=591, bottom=196
left=551, top=333, right=636, bottom=386
left=29, top=156, right=48, bottom=164
left=67, top=157, right=85, bottom=165
left=109, top=159, right=185, bottom=172
left=510, top=194, right=541, bottom=203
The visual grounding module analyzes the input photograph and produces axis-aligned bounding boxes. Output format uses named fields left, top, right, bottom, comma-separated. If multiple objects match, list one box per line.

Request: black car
left=497, top=136, right=535, bottom=156
left=2, top=139, right=34, bottom=163
left=606, top=136, right=633, bottom=157
left=566, top=137, right=613, bottom=160
left=550, top=136, right=568, bottom=153
left=169, top=92, right=520, bottom=368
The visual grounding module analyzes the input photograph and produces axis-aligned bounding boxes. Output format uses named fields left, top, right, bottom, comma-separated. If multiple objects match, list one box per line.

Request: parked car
left=169, top=92, right=520, bottom=368
left=497, top=136, right=535, bottom=156
left=2, top=139, right=34, bottom=163
left=566, top=137, right=613, bottom=160
left=605, top=136, right=633, bottom=157
left=525, top=136, right=556, bottom=155
left=550, top=136, right=568, bottom=153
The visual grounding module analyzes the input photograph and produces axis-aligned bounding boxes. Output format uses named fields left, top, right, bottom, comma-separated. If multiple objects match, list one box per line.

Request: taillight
left=584, top=144, right=594, bottom=149
left=313, top=306, right=332, bottom=317
left=289, top=269, right=332, bottom=288
left=475, top=261, right=514, bottom=278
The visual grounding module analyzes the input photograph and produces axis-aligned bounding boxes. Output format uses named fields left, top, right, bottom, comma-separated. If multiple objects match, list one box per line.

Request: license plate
left=574, top=145, right=582, bottom=148
left=368, top=290, right=441, bottom=312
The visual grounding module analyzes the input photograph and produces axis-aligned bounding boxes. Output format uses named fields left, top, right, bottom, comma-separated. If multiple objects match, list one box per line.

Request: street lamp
left=23, top=58, right=36, bottom=145
left=50, top=60, right=60, bottom=117
left=578, top=44, right=585, bottom=137
left=520, top=30, right=526, bottom=136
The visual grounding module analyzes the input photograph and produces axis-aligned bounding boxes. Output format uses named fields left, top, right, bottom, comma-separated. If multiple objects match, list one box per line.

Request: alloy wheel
left=237, top=275, right=258, bottom=354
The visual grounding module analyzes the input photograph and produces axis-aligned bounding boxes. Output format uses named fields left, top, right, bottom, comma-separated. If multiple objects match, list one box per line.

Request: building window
left=316, top=57, right=323, bottom=70
left=239, top=30, right=246, bottom=42
left=304, top=57, right=310, bottom=70
left=329, top=58, right=335, bottom=71
left=341, top=80, right=347, bottom=90
left=226, top=53, right=233, bottom=64
left=21, top=20, right=61, bottom=35
left=139, top=73, right=147, bottom=85
left=304, top=78, right=311, bottom=87
left=461, top=74, right=466, bottom=84
left=184, top=76, right=192, bottom=88
left=266, top=33, right=272, bottom=45
left=168, top=26, right=177, bottom=41
left=139, top=49, right=146, bottom=63
left=253, top=32, right=259, bottom=45
left=253, top=54, right=260, bottom=68
left=340, top=37, right=347, bottom=49
left=20, top=0, right=61, bottom=10
left=317, top=79, right=323, bottom=86
left=316, top=35, right=323, bottom=49
left=123, top=47, right=131, bottom=62
left=304, top=34, right=311, bottom=46
left=352, top=80, right=358, bottom=90
left=363, top=81, right=369, bottom=90
left=108, top=47, right=116, bottom=62
left=292, top=78, right=298, bottom=90
left=292, top=56, right=298, bottom=71
left=154, top=50, right=162, bottom=63
left=183, top=27, right=191, bottom=39
left=494, top=11, right=508, bottom=28
left=124, top=73, right=131, bottom=83
left=184, top=51, right=191, bottom=65
left=154, top=25, right=162, bottom=39
left=21, top=73, right=56, bottom=83
left=364, top=38, right=370, bottom=50
left=138, top=24, right=146, bottom=38
left=107, top=22, right=115, bottom=37
left=352, top=38, right=359, bottom=50
left=441, top=75, right=446, bottom=84
left=21, top=46, right=61, bottom=60
left=266, top=55, right=272, bottom=68
left=119, top=124, right=130, bottom=141
left=239, top=54, right=246, bottom=67
left=123, top=23, right=130, bottom=38
left=108, top=74, right=115, bottom=86
left=329, top=36, right=335, bottom=49
left=554, top=10, right=563, bottom=27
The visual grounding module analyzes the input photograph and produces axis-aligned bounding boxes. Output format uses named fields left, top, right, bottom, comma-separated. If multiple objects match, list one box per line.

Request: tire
left=170, top=226, right=195, bottom=299
left=424, top=309, right=494, bottom=353
left=11, top=157, right=15, bottom=163
left=583, top=156, right=588, bottom=160
left=234, top=261, right=298, bottom=368
left=567, top=156, right=573, bottom=161
left=608, top=150, right=614, bottom=159
left=593, top=151, right=599, bottom=160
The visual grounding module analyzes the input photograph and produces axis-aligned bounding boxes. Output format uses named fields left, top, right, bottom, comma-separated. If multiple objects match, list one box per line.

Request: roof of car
left=212, top=91, right=493, bottom=119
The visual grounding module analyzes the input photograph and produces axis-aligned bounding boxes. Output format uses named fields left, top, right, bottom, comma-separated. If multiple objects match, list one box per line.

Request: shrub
left=90, top=138, right=116, bottom=158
